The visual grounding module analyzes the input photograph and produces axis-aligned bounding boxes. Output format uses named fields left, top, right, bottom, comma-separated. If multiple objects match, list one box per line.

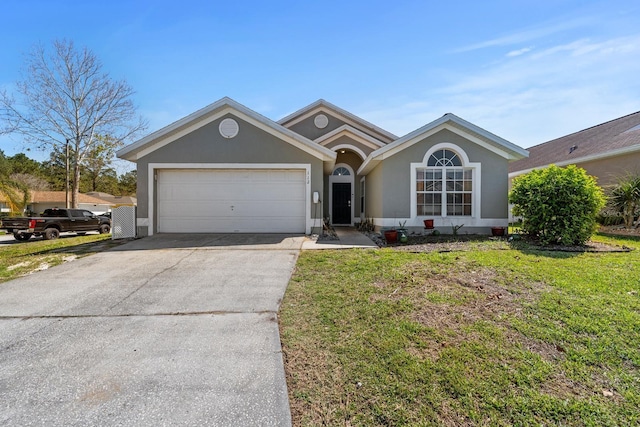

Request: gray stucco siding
left=376, top=129, right=510, bottom=220
left=287, top=113, right=348, bottom=141
left=140, top=114, right=321, bottom=165
left=364, top=163, right=384, bottom=220
left=135, top=114, right=324, bottom=235
left=136, top=162, right=148, bottom=218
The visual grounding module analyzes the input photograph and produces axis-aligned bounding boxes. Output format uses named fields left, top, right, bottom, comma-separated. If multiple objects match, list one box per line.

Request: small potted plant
left=491, top=226, right=506, bottom=236
left=383, top=226, right=398, bottom=243
left=397, top=221, right=408, bottom=243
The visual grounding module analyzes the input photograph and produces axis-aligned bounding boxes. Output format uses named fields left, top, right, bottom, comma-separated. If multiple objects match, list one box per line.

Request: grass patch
left=0, top=234, right=119, bottom=283
left=280, top=234, right=640, bottom=426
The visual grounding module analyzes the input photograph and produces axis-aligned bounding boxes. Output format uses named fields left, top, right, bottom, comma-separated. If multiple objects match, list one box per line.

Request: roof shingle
left=28, top=191, right=113, bottom=205
left=509, top=111, right=640, bottom=173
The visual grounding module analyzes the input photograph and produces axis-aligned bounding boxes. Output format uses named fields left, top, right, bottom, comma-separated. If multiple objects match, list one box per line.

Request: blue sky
left=2, top=0, right=640, bottom=169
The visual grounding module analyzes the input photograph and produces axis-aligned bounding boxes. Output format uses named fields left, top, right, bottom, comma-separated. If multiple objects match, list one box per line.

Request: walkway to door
left=302, top=227, right=378, bottom=249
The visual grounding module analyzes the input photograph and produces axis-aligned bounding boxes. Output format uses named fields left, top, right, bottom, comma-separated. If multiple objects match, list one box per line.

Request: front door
left=332, top=182, right=351, bottom=224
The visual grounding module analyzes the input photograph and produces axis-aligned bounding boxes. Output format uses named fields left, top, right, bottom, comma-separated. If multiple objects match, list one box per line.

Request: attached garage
left=157, top=169, right=307, bottom=233
left=116, top=98, right=337, bottom=237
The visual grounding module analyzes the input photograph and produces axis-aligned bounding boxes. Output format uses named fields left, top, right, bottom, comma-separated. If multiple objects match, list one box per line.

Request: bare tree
left=0, top=39, right=147, bottom=207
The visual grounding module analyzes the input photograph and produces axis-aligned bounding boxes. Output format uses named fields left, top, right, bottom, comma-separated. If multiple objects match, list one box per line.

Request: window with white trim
left=416, top=149, right=473, bottom=216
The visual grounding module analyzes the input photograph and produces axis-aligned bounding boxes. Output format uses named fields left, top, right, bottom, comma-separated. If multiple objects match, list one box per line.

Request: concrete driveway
left=0, top=234, right=303, bottom=426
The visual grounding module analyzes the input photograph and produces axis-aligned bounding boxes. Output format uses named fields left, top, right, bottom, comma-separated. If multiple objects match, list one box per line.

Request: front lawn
left=0, top=234, right=118, bottom=283
left=279, top=234, right=640, bottom=426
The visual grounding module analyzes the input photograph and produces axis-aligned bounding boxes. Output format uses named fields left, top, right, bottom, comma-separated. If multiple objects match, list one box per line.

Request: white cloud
left=455, top=16, right=593, bottom=52
left=358, top=34, right=640, bottom=148
left=506, top=47, right=533, bottom=57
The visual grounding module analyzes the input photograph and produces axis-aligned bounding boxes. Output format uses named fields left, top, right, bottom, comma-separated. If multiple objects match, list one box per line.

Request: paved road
left=0, top=234, right=301, bottom=426
left=0, top=233, right=16, bottom=243
left=0, top=232, right=103, bottom=244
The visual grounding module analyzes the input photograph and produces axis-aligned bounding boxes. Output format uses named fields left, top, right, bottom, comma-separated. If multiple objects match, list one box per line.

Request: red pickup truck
left=0, top=208, right=111, bottom=241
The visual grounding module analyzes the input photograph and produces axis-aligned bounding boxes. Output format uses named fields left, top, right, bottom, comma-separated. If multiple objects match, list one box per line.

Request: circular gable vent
left=314, top=114, right=329, bottom=129
left=219, top=118, right=239, bottom=138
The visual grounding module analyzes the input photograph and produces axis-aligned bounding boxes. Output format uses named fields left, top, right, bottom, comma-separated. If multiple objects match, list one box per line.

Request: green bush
left=607, top=174, right=640, bottom=228
left=509, top=165, right=606, bottom=245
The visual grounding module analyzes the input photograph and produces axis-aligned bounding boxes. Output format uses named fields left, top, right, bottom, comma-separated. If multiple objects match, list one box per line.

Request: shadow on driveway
left=111, top=233, right=306, bottom=251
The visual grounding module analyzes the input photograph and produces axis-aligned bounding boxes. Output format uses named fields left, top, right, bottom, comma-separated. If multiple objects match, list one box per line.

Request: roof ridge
left=117, top=97, right=337, bottom=162
left=277, top=99, right=398, bottom=141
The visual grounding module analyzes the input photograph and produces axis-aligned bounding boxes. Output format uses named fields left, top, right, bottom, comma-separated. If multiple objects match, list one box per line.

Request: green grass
left=0, top=234, right=118, bottom=282
left=279, top=234, right=640, bottom=426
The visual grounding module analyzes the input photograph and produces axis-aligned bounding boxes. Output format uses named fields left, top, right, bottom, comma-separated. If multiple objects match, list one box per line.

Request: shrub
left=607, top=174, right=640, bottom=228
left=596, top=213, right=625, bottom=226
left=509, top=165, right=606, bottom=245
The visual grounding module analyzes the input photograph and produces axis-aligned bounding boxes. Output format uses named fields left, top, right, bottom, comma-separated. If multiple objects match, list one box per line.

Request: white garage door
left=157, top=169, right=306, bottom=233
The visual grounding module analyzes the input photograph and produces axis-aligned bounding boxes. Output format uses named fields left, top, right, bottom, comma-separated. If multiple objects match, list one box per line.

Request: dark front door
left=332, top=182, right=351, bottom=224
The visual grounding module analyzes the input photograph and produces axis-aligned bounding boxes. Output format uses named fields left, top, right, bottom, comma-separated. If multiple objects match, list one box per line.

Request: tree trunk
left=72, top=159, right=81, bottom=208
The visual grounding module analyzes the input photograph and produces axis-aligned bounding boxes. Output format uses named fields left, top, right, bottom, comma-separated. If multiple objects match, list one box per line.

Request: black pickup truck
left=0, top=208, right=111, bottom=241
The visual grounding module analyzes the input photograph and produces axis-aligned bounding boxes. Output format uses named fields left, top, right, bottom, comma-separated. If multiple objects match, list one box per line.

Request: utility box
left=111, top=206, right=137, bottom=240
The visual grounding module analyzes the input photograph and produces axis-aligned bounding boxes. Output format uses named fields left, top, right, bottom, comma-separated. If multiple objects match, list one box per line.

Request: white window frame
left=410, top=143, right=481, bottom=221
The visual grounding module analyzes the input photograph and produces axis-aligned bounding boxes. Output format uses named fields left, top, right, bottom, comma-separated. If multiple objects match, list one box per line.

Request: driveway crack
left=103, top=249, right=197, bottom=314
left=0, top=310, right=277, bottom=320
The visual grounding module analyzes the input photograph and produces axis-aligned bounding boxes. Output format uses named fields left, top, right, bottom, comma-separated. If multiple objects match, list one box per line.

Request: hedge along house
left=117, top=97, right=528, bottom=237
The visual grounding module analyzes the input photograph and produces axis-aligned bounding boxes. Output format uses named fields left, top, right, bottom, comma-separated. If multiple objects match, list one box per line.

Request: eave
left=116, top=97, right=337, bottom=168
left=358, top=113, right=528, bottom=175
left=508, top=143, right=640, bottom=179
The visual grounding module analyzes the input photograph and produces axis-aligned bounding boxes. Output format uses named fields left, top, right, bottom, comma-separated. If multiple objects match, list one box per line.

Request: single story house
left=85, top=191, right=137, bottom=207
left=509, top=111, right=640, bottom=188
left=25, top=191, right=113, bottom=215
left=116, top=97, right=528, bottom=236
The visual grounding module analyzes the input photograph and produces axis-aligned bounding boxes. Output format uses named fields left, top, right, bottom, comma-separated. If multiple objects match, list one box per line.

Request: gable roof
left=315, top=124, right=386, bottom=149
left=116, top=97, right=528, bottom=177
left=27, top=191, right=113, bottom=205
left=509, top=111, right=640, bottom=176
left=85, top=192, right=137, bottom=205
left=278, top=99, right=397, bottom=143
left=116, top=97, right=337, bottom=168
left=358, top=113, right=529, bottom=175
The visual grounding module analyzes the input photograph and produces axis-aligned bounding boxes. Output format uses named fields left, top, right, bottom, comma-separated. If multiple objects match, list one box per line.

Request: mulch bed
left=599, top=225, right=640, bottom=237
left=378, top=233, right=634, bottom=253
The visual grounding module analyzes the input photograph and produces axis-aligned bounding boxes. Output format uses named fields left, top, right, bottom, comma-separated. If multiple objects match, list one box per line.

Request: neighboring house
left=85, top=191, right=137, bottom=207
left=509, top=111, right=640, bottom=187
left=116, top=97, right=528, bottom=236
left=25, top=191, right=113, bottom=215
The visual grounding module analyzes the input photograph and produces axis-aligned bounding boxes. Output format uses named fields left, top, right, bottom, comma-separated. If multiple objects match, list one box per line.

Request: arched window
left=416, top=148, right=473, bottom=216
left=427, top=149, right=462, bottom=167
left=332, top=166, right=351, bottom=176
